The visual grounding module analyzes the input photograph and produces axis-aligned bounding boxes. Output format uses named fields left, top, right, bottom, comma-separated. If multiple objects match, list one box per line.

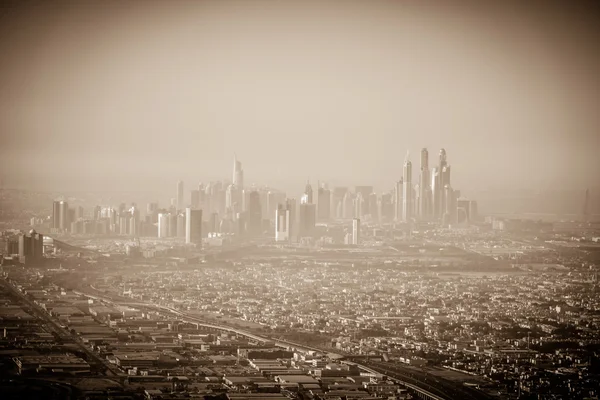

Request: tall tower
left=247, top=191, right=262, bottom=236
left=58, top=201, right=69, bottom=231
left=437, top=149, right=448, bottom=218
left=233, top=154, right=244, bottom=189
left=402, top=154, right=412, bottom=222
left=317, top=184, right=331, bottom=221
left=52, top=201, right=61, bottom=229
left=185, top=208, right=203, bottom=245
left=583, top=188, right=590, bottom=222
left=275, top=203, right=292, bottom=242
left=419, top=148, right=430, bottom=219
left=177, top=180, right=184, bottom=210
left=352, top=218, right=360, bottom=245
left=394, top=179, right=403, bottom=221
left=303, top=181, right=313, bottom=204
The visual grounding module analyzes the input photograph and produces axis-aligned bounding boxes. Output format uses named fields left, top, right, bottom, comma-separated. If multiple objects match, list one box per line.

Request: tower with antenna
left=583, top=188, right=590, bottom=223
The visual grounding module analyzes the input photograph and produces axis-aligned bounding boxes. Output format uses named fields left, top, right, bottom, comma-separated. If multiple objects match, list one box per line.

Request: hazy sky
left=1, top=0, right=598, bottom=197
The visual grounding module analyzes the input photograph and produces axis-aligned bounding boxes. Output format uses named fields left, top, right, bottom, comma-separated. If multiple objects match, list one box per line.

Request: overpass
left=75, top=289, right=464, bottom=400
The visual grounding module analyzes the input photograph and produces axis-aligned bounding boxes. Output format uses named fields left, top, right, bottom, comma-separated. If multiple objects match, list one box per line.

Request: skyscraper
left=355, top=186, right=373, bottom=216
left=58, top=201, right=69, bottom=231
left=18, top=230, right=44, bottom=264
left=354, top=192, right=364, bottom=219
left=331, top=187, right=348, bottom=219
left=583, top=188, right=590, bottom=222
left=233, top=154, right=244, bottom=189
left=419, top=148, right=430, bottom=219
left=368, top=193, right=379, bottom=223
left=342, top=191, right=354, bottom=219
left=437, top=149, right=449, bottom=218
left=317, top=185, right=331, bottom=221
left=177, top=212, right=186, bottom=238
left=394, top=179, right=403, bottom=221
left=431, top=167, right=440, bottom=219
left=402, top=155, right=413, bottom=222
left=52, top=201, right=61, bottom=229
left=267, top=191, right=286, bottom=222
left=247, top=191, right=262, bottom=236
left=352, top=218, right=360, bottom=245
left=444, top=185, right=456, bottom=226
left=177, top=180, right=184, bottom=210
left=303, top=181, right=313, bottom=204
left=129, top=205, right=140, bottom=237
left=298, top=203, right=316, bottom=237
left=158, top=213, right=170, bottom=238
left=185, top=208, right=203, bottom=245
left=275, top=203, right=292, bottom=242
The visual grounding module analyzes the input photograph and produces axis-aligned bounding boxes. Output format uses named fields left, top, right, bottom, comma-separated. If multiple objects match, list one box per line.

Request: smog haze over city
left=0, top=1, right=599, bottom=400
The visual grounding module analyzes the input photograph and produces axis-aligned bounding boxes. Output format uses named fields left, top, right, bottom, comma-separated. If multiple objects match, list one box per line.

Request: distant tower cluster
left=44, top=150, right=477, bottom=246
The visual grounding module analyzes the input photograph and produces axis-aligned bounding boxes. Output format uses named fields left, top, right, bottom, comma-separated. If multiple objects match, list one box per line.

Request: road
left=365, top=360, right=495, bottom=400
left=0, top=278, right=124, bottom=377
left=75, top=285, right=497, bottom=400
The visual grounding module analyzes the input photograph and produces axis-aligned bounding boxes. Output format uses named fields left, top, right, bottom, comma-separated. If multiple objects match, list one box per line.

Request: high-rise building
left=419, top=148, right=430, bottom=219
left=177, top=180, right=184, bottom=210
left=354, top=192, right=364, bottom=219
left=352, top=218, right=360, bottom=245
left=176, top=212, right=186, bottom=238
left=158, top=213, right=170, bottom=238
left=75, top=206, right=84, bottom=220
left=331, top=187, right=348, bottom=219
left=119, top=212, right=130, bottom=235
left=456, top=198, right=471, bottom=226
left=168, top=213, right=178, bottom=237
left=394, top=179, right=403, bottom=221
left=275, top=203, right=292, bottom=242
left=402, top=156, right=413, bottom=222
left=378, top=192, right=395, bottom=221
left=267, top=191, right=286, bottom=222
left=355, top=186, right=373, bottom=216
left=469, top=200, right=478, bottom=222
left=93, top=205, right=101, bottom=220
left=247, top=191, right=262, bottom=236
left=52, top=201, right=61, bottom=229
left=342, top=191, right=354, bottom=219
left=185, top=208, right=203, bottom=245
left=298, top=203, right=316, bottom=237
left=303, top=181, right=313, bottom=204
left=18, top=230, right=44, bottom=263
left=129, top=205, right=140, bottom=237
left=58, top=201, right=69, bottom=231
left=226, top=184, right=236, bottom=210
left=431, top=167, right=440, bottom=219
left=368, top=193, right=379, bottom=223
left=443, top=185, right=456, bottom=226
left=233, top=154, right=244, bottom=189
left=437, top=149, right=449, bottom=218
left=317, top=185, right=331, bottom=221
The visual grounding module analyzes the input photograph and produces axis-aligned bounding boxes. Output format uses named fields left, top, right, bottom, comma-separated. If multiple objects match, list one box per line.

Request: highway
left=1, top=278, right=124, bottom=377
left=364, top=360, right=495, bottom=400
left=75, top=286, right=494, bottom=400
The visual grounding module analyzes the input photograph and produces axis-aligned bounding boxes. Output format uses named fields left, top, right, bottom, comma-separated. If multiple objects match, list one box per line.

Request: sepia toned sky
left=0, top=0, right=598, bottom=197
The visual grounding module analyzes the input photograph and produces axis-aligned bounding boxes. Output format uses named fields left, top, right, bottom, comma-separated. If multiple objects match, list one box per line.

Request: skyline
left=1, top=0, right=599, bottom=195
